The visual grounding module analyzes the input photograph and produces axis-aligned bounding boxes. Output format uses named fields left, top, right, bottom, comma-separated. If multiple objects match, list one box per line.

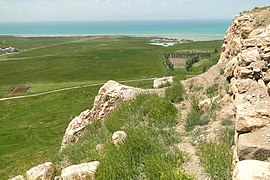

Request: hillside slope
left=9, top=6, right=270, bottom=180
left=184, top=6, right=270, bottom=179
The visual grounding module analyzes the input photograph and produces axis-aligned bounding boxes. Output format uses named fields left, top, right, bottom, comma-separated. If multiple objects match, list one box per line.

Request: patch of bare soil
left=169, top=58, right=187, bottom=66
left=177, top=136, right=210, bottom=180
left=8, top=85, right=29, bottom=94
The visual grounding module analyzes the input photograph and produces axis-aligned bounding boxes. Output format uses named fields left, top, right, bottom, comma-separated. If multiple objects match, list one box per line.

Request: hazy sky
left=0, top=0, right=269, bottom=22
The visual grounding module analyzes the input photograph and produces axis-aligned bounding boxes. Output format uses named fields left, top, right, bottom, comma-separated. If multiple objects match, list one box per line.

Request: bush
left=185, top=98, right=209, bottom=132
left=205, top=83, right=219, bottom=98
left=185, top=55, right=199, bottom=71
left=198, top=128, right=234, bottom=180
left=165, top=81, right=185, bottom=103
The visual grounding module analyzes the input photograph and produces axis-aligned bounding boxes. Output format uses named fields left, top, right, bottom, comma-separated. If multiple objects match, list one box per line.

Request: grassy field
left=0, top=35, right=222, bottom=178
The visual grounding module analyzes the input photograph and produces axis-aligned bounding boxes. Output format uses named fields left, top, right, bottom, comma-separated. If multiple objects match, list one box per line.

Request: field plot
left=0, top=35, right=222, bottom=178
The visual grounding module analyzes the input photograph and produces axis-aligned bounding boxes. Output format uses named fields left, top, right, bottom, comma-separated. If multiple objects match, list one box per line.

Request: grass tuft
left=185, top=98, right=209, bottom=132
left=198, top=128, right=234, bottom=180
left=165, top=81, right=185, bottom=103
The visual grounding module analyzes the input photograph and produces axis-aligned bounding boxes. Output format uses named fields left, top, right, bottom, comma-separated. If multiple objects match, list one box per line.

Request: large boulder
left=26, top=162, right=56, bottom=180
left=61, top=161, right=100, bottom=180
left=153, top=76, right=173, bottom=88
left=60, top=80, right=150, bottom=151
left=233, top=160, right=270, bottom=180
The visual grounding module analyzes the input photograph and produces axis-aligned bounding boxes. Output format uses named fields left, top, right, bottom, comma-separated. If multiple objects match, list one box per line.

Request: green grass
left=58, top=94, right=193, bottom=179
left=185, top=98, right=209, bottom=132
left=0, top=37, right=221, bottom=98
left=0, top=86, right=99, bottom=178
left=205, top=83, right=219, bottom=98
left=165, top=80, right=185, bottom=103
left=198, top=128, right=234, bottom=180
left=0, top=36, right=222, bottom=179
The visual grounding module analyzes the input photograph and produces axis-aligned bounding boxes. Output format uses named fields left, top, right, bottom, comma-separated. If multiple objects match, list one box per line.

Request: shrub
left=205, top=83, right=219, bottom=98
left=198, top=128, right=234, bottom=180
left=165, top=81, right=185, bottom=103
left=185, top=55, right=199, bottom=71
left=185, top=98, right=209, bottom=132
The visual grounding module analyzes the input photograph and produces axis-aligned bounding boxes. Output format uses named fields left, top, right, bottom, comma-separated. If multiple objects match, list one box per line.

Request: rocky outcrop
left=60, top=80, right=163, bottom=151
left=61, top=161, right=100, bottom=180
left=26, top=162, right=56, bottom=180
left=153, top=76, right=173, bottom=88
left=218, top=7, right=270, bottom=179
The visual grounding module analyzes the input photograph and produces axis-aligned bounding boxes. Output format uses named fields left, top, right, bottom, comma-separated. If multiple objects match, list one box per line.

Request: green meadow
left=0, top=35, right=222, bottom=178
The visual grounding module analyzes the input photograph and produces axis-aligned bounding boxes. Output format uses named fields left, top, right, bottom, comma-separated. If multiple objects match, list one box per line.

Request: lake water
left=0, top=20, right=231, bottom=40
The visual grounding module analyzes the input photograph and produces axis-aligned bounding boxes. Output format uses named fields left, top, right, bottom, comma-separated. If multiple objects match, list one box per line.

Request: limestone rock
left=249, top=28, right=264, bottom=37
left=230, top=79, right=254, bottom=94
left=240, top=48, right=260, bottom=66
left=26, top=162, right=56, bottom=180
left=61, top=161, right=100, bottom=180
left=198, top=98, right=212, bottom=111
left=242, top=38, right=257, bottom=47
left=60, top=80, right=145, bottom=151
left=112, top=131, right=127, bottom=145
left=238, top=125, right=270, bottom=161
left=96, top=144, right=105, bottom=153
left=153, top=76, right=173, bottom=88
left=235, top=67, right=252, bottom=78
left=10, top=175, right=25, bottom=180
left=263, top=71, right=270, bottom=82
left=60, top=110, right=92, bottom=151
left=261, top=52, right=270, bottom=62
left=233, top=160, right=270, bottom=180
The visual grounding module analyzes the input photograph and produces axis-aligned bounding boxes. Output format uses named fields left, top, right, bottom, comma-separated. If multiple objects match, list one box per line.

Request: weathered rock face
left=153, top=76, right=173, bottom=88
left=60, top=80, right=162, bottom=151
left=60, top=80, right=144, bottom=151
left=26, top=162, right=56, bottom=180
left=61, top=161, right=100, bottom=180
left=238, top=125, right=270, bottom=161
left=219, top=7, right=270, bottom=179
left=233, top=160, right=270, bottom=180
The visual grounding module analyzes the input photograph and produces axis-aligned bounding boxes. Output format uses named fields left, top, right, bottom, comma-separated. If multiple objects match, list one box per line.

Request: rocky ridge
left=222, top=8, right=270, bottom=179
left=60, top=80, right=164, bottom=151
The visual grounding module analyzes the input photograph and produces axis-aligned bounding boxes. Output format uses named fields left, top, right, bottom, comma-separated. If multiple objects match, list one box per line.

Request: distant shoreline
left=0, top=34, right=225, bottom=41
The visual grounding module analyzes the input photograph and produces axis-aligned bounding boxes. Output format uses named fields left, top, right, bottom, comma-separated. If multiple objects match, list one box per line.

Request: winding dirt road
left=0, top=78, right=156, bottom=101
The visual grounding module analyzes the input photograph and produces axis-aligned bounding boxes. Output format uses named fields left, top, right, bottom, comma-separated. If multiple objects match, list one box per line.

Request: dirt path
left=177, top=135, right=210, bottom=180
left=175, top=103, right=210, bottom=180
left=0, top=78, right=155, bottom=101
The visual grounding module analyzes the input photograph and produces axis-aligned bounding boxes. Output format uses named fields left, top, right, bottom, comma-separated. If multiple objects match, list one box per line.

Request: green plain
left=0, top=35, right=222, bottom=178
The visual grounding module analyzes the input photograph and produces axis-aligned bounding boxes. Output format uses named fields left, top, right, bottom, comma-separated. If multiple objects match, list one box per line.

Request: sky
left=0, top=0, right=269, bottom=22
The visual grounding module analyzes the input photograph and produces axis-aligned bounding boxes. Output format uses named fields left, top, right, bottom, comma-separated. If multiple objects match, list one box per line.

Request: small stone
left=26, top=162, right=56, bottom=180
left=61, top=161, right=100, bottom=180
left=153, top=76, right=173, bottom=88
left=112, top=131, right=127, bottom=146
left=10, top=175, right=25, bottom=180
